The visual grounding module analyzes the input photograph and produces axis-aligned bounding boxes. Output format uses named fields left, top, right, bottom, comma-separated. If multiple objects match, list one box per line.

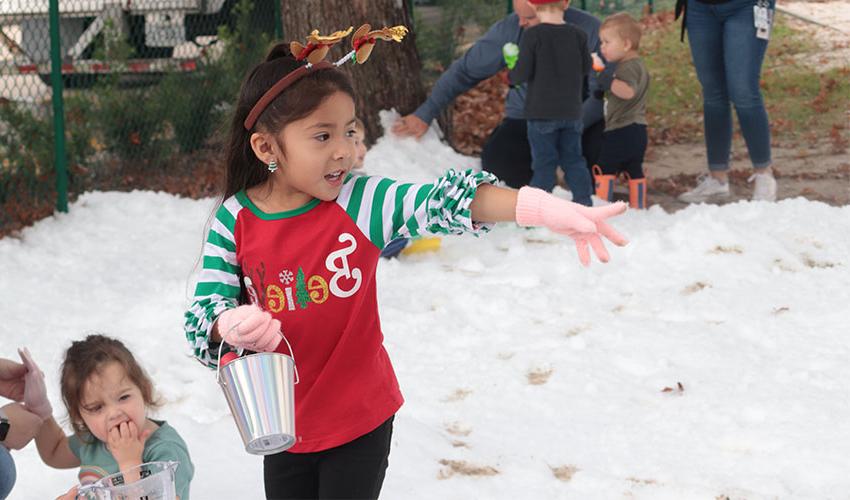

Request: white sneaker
left=678, top=175, right=731, bottom=203
left=748, top=171, right=777, bottom=202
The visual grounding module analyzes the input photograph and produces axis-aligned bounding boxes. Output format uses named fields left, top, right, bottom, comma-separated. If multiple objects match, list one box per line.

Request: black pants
left=597, top=124, right=647, bottom=179
left=480, top=117, right=605, bottom=189
left=264, top=416, right=394, bottom=500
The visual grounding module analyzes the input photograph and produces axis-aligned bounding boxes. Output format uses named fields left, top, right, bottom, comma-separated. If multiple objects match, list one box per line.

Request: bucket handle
left=215, top=327, right=299, bottom=386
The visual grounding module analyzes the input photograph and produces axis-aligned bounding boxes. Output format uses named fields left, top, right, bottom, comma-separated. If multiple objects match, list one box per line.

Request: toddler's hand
left=515, top=186, right=629, bottom=266
left=217, top=305, right=282, bottom=353
left=18, top=347, right=52, bottom=420
left=107, top=421, right=152, bottom=470
left=592, top=52, right=606, bottom=72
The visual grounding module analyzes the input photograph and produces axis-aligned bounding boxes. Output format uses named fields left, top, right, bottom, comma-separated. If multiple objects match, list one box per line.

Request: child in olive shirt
left=509, top=0, right=592, bottom=206
left=592, top=13, right=650, bottom=208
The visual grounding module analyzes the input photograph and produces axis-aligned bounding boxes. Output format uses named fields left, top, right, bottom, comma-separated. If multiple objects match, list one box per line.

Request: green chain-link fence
left=0, top=0, right=279, bottom=228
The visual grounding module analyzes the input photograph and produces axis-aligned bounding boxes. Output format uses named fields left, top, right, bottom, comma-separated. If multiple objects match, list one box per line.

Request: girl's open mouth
left=325, top=170, right=344, bottom=183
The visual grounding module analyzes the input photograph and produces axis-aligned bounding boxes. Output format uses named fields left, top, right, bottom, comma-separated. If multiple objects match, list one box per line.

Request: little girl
left=25, top=335, right=194, bottom=499
left=184, top=37, right=628, bottom=500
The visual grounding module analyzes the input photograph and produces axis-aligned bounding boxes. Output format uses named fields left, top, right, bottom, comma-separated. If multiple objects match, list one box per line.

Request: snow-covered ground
left=2, top=113, right=849, bottom=499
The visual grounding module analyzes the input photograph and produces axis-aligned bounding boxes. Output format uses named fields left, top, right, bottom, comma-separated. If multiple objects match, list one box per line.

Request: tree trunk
left=281, top=0, right=426, bottom=145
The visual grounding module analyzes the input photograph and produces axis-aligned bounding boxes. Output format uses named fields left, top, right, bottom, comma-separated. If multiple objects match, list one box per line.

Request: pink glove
left=216, top=305, right=282, bottom=353
left=18, top=347, right=52, bottom=420
left=515, top=186, right=629, bottom=266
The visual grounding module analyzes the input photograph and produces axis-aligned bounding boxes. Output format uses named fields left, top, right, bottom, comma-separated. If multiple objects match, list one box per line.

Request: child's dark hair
left=60, top=334, right=161, bottom=437
left=223, top=42, right=356, bottom=199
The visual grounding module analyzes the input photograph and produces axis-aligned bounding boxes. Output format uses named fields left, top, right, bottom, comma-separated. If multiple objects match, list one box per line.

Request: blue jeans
left=0, top=445, right=15, bottom=500
left=527, top=119, right=592, bottom=206
left=687, top=0, right=773, bottom=171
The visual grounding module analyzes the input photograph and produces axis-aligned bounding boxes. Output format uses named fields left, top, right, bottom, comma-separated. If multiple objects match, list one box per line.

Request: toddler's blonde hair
left=601, top=12, right=642, bottom=51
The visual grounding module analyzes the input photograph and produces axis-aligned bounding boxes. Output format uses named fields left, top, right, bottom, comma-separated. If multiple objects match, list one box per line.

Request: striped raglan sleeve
left=336, top=168, right=498, bottom=250
left=183, top=197, right=242, bottom=368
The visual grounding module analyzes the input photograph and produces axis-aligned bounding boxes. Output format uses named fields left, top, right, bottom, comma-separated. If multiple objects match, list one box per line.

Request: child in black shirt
left=510, top=0, right=592, bottom=206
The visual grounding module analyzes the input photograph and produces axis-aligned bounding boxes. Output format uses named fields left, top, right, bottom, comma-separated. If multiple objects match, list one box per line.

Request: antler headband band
left=243, top=24, right=408, bottom=130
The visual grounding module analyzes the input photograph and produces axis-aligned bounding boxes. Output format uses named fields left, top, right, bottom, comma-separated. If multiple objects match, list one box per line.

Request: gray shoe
left=749, top=171, right=777, bottom=202
left=678, top=175, right=731, bottom=203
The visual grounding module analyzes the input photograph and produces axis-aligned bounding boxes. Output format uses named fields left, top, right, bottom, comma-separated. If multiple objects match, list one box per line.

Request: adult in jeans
left=1, top=357, right=45, bottom=500
left=677, top=0, right=777, bottom=203
left=393, top=0, right=608, bottom=189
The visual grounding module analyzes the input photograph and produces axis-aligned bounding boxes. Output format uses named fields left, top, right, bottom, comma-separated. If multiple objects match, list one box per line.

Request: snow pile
left=2, top=112, right=849, bottom=499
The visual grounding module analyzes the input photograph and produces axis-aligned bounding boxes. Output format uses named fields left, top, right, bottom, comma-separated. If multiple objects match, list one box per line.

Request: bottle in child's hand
left=592, top=52, right=605, bottom=72
left=502, top=43, right=519, bottom=70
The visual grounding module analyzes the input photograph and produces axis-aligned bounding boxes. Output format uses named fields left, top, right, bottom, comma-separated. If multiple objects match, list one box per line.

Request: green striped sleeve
left=344, top=175, right=370, bottom=221
left=335, top=169, right=498, bottom=249
left=390, top=183, right=412, bottom=240
left=421, top=169, right=497, bottom=236
left=368, top=177, right=395, bottom=248
left=184, top=196, right=243, bottom=368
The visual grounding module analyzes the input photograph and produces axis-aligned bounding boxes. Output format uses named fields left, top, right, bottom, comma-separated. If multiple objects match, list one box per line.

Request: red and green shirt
left=184, top=169, right=496, bottom=452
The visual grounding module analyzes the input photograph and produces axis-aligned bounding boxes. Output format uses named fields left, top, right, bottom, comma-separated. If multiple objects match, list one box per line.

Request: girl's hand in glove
left=515, top=186, right=629, bottom=266
left=216, top=305, right=282, bottom=353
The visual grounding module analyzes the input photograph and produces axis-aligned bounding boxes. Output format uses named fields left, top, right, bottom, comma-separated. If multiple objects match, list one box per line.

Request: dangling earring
left=267, top=160, right=278, bottom=173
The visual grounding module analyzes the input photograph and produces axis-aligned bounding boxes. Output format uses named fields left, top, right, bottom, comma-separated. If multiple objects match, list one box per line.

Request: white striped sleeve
left=335, top=169, right=498, bottom=249
left=184, top=197, right=242, bottom=368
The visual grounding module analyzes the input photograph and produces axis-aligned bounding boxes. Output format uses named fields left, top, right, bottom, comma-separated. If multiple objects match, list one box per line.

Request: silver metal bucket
left=217, top=339, right=299, bottom=455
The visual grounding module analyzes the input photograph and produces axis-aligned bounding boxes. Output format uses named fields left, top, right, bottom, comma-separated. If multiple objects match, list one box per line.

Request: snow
left=2, top=111, right=849, bottom=499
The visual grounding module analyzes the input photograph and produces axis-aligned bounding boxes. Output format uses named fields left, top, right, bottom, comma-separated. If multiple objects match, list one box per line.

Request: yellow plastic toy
left=401, top=237, right=442, bottom=255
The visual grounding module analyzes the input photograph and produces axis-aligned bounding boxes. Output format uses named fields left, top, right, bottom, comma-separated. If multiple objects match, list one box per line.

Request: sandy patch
left=779, top=0, right=850, bottom=71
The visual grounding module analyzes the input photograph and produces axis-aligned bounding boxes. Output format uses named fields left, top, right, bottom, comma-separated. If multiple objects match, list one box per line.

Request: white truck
left=0, top=0, right=274, bottom=86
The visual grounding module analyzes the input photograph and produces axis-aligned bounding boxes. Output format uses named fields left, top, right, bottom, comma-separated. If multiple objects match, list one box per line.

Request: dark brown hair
left=223, top=42, right=356, bottom=200
left=60, top=334, right=161, bottom=438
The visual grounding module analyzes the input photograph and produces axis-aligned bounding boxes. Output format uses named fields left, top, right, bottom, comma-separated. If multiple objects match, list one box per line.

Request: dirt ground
left=637, top=0, right=850, bottom=211
left=782, top=0, right=850, bottom=72
left=642, top=140, right=850, bottom=211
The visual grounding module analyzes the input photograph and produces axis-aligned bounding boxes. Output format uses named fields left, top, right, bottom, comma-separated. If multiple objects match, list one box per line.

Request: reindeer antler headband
left=243, top=24, right=409, bottom=130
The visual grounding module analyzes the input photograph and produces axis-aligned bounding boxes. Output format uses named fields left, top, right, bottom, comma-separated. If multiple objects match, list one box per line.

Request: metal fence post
left=48, top=0, right=68, bottom=213
left=274, top=0, right=284, bottom=39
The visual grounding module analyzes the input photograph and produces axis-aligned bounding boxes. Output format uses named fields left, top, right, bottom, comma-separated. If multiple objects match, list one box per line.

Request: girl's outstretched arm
left=468, top=184, right=519, bottom=222
left=34, top=417, right=80, bottom=469
left=471, top=185, right=630, bottom=266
